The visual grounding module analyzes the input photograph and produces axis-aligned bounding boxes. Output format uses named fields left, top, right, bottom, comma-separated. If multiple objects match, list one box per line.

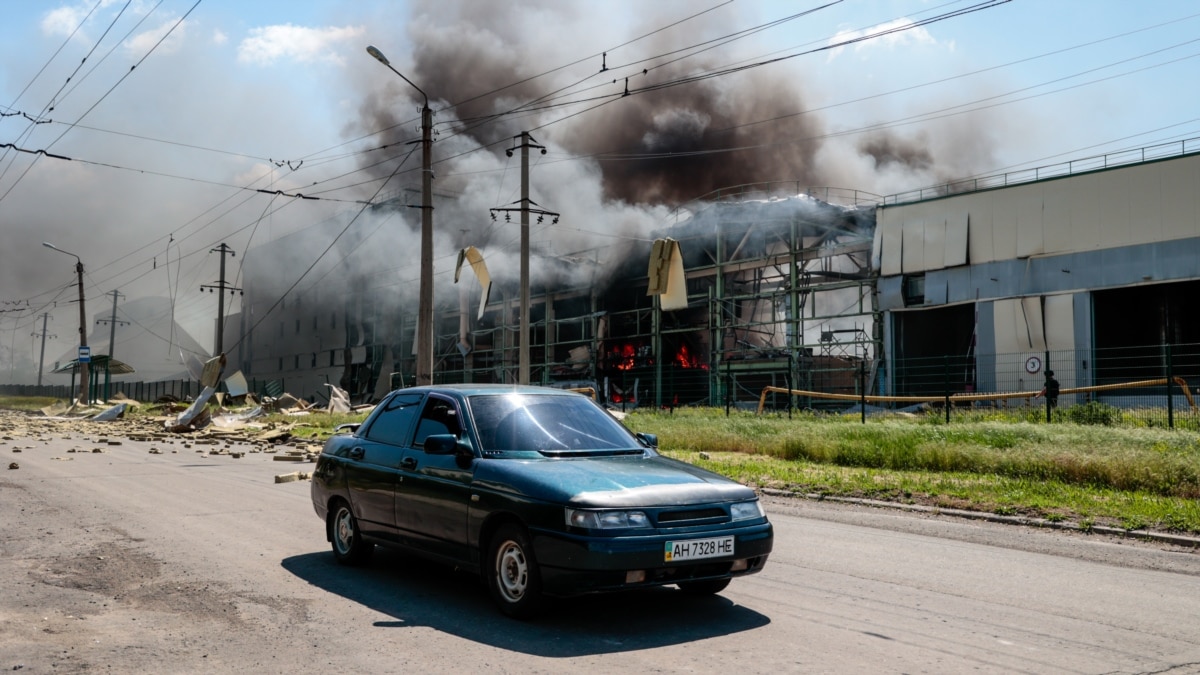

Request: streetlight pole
left=43, top=242, right=89, bottom=405
left=367, top=45, right=434, bottom=386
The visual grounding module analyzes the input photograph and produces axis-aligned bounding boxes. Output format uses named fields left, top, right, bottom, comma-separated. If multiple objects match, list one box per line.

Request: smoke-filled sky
left=2, top=0, right=1198, bottom=382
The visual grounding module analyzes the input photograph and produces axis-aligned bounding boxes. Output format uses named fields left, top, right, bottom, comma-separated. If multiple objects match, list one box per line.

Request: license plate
left=665, top=536, right=734, bottom=562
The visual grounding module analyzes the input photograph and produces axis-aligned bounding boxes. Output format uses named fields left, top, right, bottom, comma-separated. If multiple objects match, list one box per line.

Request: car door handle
left=348, top=447, right=364, bottom=460
left=400, top=457, right=417, bottom=470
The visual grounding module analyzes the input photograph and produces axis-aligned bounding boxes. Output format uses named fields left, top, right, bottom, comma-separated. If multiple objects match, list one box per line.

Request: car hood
left=473, top=453, right=756, bottom=507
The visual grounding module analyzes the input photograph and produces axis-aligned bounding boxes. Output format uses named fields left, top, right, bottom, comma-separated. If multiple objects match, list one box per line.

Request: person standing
left=1038, top=370, right=1061, bottom=409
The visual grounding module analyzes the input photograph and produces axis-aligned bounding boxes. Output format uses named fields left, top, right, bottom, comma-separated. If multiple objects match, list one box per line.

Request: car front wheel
left=487, top=523, right=544, bottom=619
left=329, top=501, right=373, bottom=565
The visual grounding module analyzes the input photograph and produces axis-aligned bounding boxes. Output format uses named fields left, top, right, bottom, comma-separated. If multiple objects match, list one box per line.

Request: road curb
left=761, top=488, right=1200, bottom=549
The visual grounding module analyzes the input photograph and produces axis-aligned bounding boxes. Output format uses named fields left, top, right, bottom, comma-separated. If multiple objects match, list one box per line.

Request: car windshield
left=469, top=393, right=640, bottom=455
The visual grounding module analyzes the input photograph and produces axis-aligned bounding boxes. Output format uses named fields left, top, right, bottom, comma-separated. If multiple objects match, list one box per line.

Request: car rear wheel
left=487, top=523, right=543, bottom=619
left=329, top=501, right=373, bottom=565
left=677, top=578, right=731, bottom=595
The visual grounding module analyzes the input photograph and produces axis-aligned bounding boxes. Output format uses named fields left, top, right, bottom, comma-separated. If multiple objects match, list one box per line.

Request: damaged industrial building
left=225, top=138, right=1200, bottom=410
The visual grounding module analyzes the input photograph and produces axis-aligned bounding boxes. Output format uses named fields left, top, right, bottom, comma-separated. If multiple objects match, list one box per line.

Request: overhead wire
left=0, top=0, right=119, bottom=180
left=11, top=0, right=1190, bottom=362
left=0, top=0, right=201, bottom=204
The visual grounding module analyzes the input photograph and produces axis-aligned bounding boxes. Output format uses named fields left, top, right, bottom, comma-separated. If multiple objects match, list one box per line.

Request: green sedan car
left=311, top=384, right=773, bottom=618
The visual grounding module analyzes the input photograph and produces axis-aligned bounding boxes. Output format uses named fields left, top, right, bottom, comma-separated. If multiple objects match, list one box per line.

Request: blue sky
left=2, top=0, right=1198, bottom=378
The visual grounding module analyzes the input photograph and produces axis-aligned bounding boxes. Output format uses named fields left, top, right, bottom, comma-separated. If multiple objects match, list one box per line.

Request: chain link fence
left=754, top=342, right=1200, bottom=429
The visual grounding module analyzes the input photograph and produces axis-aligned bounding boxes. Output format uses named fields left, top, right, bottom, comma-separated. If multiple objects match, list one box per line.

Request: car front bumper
left=530, top=521, right=773, bottom=596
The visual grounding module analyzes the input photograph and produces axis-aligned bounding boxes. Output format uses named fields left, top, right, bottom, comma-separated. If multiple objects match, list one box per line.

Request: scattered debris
left=8, top=462, right=17, bottom=470
left=326, top=383, right=350, bottom=413
left=274, top=471, right=312, bottom=484
left=91, top=402, right=129, bottom=421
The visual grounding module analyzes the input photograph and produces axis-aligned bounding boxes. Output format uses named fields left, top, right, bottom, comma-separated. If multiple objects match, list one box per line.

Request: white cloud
left=826, top=18, right=939, bottom=61
left=212, top=29, right=228, bottom=46
left=41, top=6, right=88, bottom=36
left=237, top=24, right=366, bottom=66
left=124, top=17, right=188, bottom=55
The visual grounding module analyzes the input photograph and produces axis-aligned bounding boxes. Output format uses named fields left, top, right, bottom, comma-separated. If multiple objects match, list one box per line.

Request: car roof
left=389, top=383, right=587, bottom=398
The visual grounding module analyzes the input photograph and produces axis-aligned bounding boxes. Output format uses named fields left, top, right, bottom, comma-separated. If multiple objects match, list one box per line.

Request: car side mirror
left=425, top=434, right=476, bottom=468
left=636, top=432, right=658, bottom=448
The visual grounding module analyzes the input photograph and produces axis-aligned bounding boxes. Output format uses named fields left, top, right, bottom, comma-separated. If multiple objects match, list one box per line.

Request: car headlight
left=730, top=500, right=764, bottom=521
left=565, top=508, right=650, bottom=529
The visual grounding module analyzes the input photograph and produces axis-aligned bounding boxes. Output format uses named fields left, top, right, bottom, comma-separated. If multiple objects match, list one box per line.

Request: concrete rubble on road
left=0, top=388, right=355, bottom=471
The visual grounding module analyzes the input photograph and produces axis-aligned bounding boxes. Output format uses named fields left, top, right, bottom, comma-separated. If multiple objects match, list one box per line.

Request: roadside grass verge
left=0, top=396, right=62, bottom=412
left=5, top=395, right=1197, bottom=533
left=625, top=408, right=1200, bottom=534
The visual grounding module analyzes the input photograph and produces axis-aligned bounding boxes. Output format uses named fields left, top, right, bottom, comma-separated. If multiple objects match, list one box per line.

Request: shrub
left=1065, top=401, right=1122, bottom=426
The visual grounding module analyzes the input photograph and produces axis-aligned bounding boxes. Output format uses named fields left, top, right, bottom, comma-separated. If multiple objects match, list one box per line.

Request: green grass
left=0, top=396, right=63, bottom=411
left=625, top=408, right=1200, bottom=534
left=4, top=395, right=1198, bottom=534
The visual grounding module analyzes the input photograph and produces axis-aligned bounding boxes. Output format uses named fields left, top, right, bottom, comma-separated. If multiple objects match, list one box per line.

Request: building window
left=311, top=353, right=317, bottom=367
left=902, top=274, right=925, bottom=306
left=331, top=312, right=337, bottom=330
left=313, top=316, right=318, bottom=331
left=277, top=357, right=283, bottom=371
left=329, top=350, right=336, bottom=367
left=294, top=355, right=300, bottom=369
left=295, top=319, right=301, bottom=334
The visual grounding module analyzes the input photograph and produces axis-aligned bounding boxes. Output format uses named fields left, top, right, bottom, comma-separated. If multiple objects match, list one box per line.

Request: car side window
left=413, top=397, right=462, bottom=447
left=363, top=393, right=423, bottom=446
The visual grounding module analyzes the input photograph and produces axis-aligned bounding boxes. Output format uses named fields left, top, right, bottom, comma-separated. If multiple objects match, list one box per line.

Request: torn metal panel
left=199, top=353, right=226, bottom=389
left=1021, top=296, right=1047, bottom=352
left=455, top=246, right=493, bottom=321
left=225, top=369, right=248, bottom=397
left=169, top=385, right=217, bottom=431
left=645, top=239, right=689, bottom=311
left=326, top=383, right=351, bottom=413
left=647, top=239, right=673, bottom=294
left=91, top=402, right=128, bottom=421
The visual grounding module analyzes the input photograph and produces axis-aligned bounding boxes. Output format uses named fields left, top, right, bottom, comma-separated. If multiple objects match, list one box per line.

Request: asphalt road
left=3, top=419, right=1200, bottom=674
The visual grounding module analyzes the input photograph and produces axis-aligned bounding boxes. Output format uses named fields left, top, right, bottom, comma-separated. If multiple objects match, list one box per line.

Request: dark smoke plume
left=857, top=132, right=934, bottom=172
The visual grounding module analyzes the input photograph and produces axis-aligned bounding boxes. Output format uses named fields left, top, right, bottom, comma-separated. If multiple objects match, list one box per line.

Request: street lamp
left=43, top=242, right=89, bottom=405
left=367, top=45, right=434, bottom=386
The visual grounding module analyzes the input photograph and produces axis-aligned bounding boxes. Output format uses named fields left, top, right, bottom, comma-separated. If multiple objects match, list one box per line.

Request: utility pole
left=75, top=260, right=88, bottom=405
left=492, top=132, right=558, bottom=385
left=95, top=290, right=128, bottom=400
left=32, top=313, right=55, bottom=387
left=417, top=95, right=434, bottom=387
left=201, top=244, right=241, bottom=355
left=366, top=45, right=434, bottom=386
left=42, top=242, right=88, bottom=405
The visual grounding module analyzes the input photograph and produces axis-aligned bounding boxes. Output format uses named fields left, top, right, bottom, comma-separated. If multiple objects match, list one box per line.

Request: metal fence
left=754, top=342, right=1200, bottom=429
left=0, top=379, right=200, bottom=403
